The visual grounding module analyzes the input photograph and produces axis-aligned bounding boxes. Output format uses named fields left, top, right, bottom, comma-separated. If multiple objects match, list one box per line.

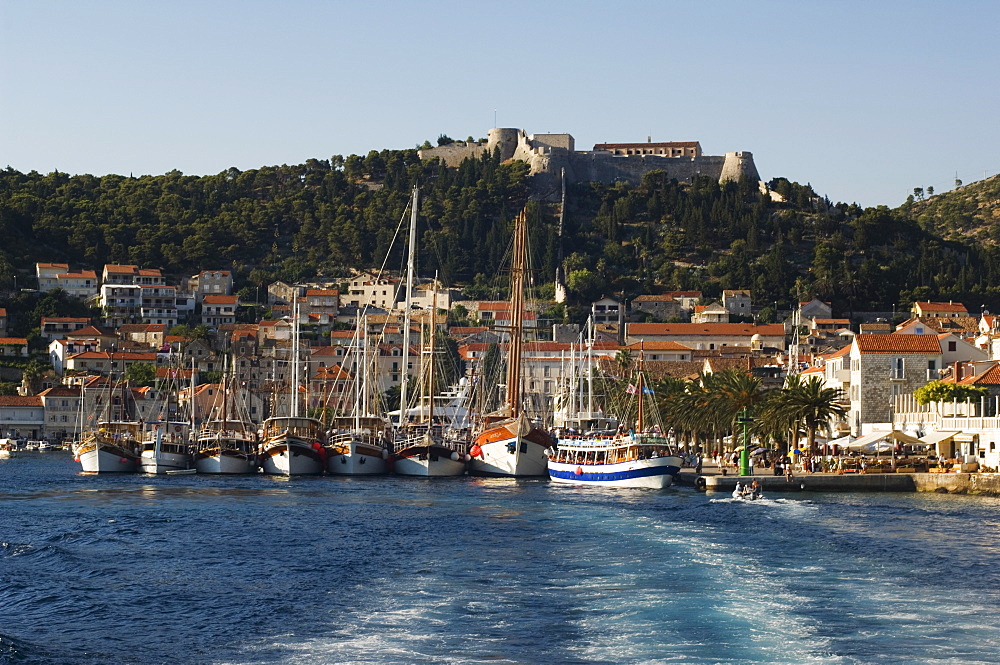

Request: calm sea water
left=2, top=452, right=1000, bottom=665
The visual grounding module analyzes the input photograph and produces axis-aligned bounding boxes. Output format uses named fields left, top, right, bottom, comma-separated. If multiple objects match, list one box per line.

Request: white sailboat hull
left=140, top=450, right=192, bottom=474
left=469, top=416, right=554, bottom=477
left=468, top=437, right=549, bottom=477
left=78, top=446, right=139, bottom=473
left=195, top=451, right=259, bottom=474
left=393, top=453, right=466, bottom=477
left=259, top=440, right=324, bottom=476
left=327, top=440, right=388, bottom=475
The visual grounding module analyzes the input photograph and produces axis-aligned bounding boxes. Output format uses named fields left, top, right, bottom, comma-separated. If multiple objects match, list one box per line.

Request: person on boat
left=750, top=479, right=762, bottom=500
left=733, top=482, right=743, bottom=499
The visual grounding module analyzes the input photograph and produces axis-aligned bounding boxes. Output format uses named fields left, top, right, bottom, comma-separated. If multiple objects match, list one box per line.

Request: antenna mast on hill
left=554, top=168, right=568, bottom=304
left=786, top=304, right=800, bottom=376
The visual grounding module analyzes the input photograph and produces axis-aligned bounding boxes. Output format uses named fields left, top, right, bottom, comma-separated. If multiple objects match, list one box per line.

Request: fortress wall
left=421, top=128, right=761, bottom=196
left=570, top=153, right=729, bottom=185
left=529, top=134, right=575, bottom=152
left=418, top=142, right=488, bottom=167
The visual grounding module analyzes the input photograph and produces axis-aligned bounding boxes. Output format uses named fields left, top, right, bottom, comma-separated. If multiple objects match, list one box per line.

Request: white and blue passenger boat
left=546, top=432, right=682, bottom=488
left=546, top=365, right=681, bottom=488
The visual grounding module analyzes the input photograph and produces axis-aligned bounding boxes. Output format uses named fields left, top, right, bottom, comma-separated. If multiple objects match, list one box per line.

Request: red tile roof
left=0, top=396, right=42, bottom=407
left=60, top=270, right=98, bottom=278
left=628, top=323, right=785, bottom=336
left=626, top=341, right=692, bottom=351
left=204, top=295, right=238, bottom=304
left=314, top=364, right=352, bottom=380
left=71, top=351, right=158, bottom=360
left=855, top=334, right=941, bottom=354
left=594, top=141, right=700, bottom=150
left=959, top=364, right=1000, bottom=386
left=915, top=301, right=968, bottom=312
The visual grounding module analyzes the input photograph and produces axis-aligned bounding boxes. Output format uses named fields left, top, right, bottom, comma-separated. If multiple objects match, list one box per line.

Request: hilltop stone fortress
left=418, top=128, right=760, bottom=198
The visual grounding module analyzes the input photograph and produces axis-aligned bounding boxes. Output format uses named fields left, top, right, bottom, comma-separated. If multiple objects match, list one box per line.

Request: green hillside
left=3, top=147, right=1000, bottom=323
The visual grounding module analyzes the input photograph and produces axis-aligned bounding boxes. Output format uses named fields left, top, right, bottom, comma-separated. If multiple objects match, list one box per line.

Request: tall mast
left=291, top=297, right=300, bottom=418
left=427, top=274, right=438, bottom=430
left=636, top=347, right=645, bottom=433
left=506, top=209, right=526, bottom=418
left=354, top=310, right=361, bottom=430
left=587, top=314, right=595, bottom=416
left=400, top=186, right=418, bottom=427
left=222, top=355, right=229, bottom=432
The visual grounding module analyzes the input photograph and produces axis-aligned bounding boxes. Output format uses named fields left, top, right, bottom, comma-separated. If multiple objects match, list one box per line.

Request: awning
left=918, top=431, right=961, bottom=446
left=842, top=430, right=924, bottom=450
left=828, top=435, right=854, bottom=447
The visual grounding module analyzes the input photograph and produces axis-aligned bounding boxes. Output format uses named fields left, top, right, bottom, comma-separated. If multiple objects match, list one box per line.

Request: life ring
left=574, top=466, right=583, bottom=475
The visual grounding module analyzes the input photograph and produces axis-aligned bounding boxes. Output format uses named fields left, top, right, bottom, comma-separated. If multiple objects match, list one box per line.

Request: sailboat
left=74, top=366, right=142, bottom=473
left=326, top=314, right=391, bottom=475
left=194, top=358, right=260, bottom=474
left=139, top=363, right=194, bottom=474
left=392, top=187, right=467, bottom=477
left=546, top=363, right=682, bottom=488
left=468, top=208, right=556, bottom=477
left=259, top=299, right=327, bottom=476
left=552, top=318, right=619, bottom=436
left=139, top=419, right=192, bottom=474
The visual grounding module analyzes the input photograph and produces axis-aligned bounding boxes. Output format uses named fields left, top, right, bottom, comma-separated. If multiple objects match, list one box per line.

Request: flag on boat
left=626, top=383, right=637, bottom=394
left=642, top=385, right=654, bottom=394
left=626, top=383, right=654, bottom=395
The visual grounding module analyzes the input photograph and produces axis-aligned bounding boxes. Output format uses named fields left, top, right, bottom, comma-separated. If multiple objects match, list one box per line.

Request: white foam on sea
left=554, top=512, right=848, bottom=665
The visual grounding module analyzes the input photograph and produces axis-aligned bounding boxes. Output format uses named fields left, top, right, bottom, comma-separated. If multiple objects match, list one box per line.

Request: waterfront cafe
left=823, top=430, right=950, bottom=473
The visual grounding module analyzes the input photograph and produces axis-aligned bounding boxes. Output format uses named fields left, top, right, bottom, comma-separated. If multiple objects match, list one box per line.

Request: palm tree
left=614, top=349, right=633, bottom=379
left=758, top=374, right=805, bottom=456
left=771, top=376, right=847, bottom=455
left=667, top=369, right=769, bottom=452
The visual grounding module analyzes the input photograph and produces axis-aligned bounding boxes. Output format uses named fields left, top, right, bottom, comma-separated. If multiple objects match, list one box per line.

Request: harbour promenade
left=678, top=460, right=1000, bottom=496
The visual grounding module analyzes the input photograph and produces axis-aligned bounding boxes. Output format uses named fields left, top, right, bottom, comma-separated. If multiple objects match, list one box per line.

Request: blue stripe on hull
left=549, top=464, right=680, bottom=483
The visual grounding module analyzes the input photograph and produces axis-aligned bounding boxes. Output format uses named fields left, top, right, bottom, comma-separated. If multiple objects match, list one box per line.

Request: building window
left=891, top=358, right=904, bottom=380
left=948, top=341, right=957, bottom=352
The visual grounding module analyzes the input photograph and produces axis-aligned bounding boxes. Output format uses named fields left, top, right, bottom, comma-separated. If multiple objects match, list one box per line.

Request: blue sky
left=3, top=1, right=997, bottom=207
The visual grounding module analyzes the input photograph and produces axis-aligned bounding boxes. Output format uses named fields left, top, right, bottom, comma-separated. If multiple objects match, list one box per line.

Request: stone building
left=848, top=334, right=942, bottom=434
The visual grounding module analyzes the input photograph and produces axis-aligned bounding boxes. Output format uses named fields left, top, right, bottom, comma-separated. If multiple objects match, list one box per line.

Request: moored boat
left=546, top=433, right=682, bottom=488
left=139, top=421, right=193, bottom=474
left=390, top=187, right=467, bottom=478
left=393, top=428, right=468, bottom=477
left=547, top=360, right=680, bottom=488
left=326, top=416, right=390, bottom=475
left=75, top=421, right=142, bottom=473
left=468, top=208, right=555, bottom=478
left=259, top=416, right=326, bottom=476
left=194, top=361, right=259, bottom=474
left=470, top=412, right=553, bottom=477
left=194, top=420, right=259, bottom=474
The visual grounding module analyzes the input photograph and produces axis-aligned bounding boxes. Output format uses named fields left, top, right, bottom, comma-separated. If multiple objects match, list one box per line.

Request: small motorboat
left=732, top=482, right=763, bottom=501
